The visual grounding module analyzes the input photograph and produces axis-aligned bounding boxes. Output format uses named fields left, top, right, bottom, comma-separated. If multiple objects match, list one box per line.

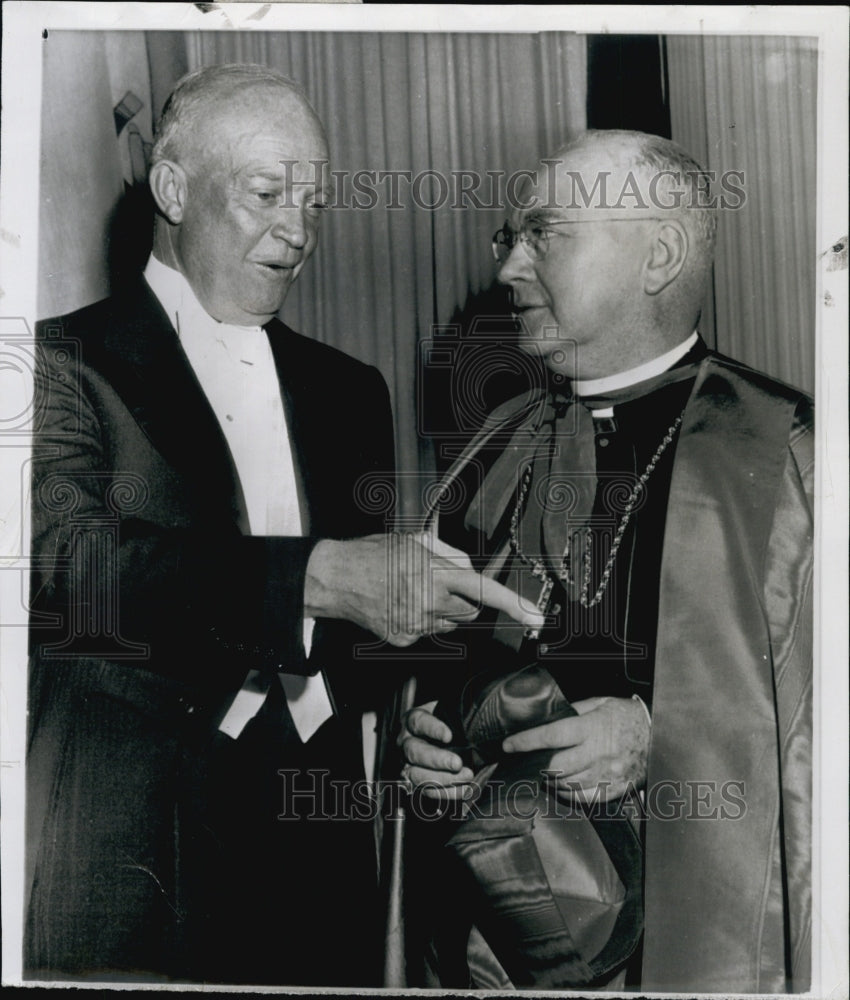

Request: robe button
left=538, top=643, right=550, bottom=655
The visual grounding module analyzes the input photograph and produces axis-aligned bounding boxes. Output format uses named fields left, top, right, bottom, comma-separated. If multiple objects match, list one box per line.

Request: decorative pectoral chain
left=510, top=408, right=687, bottom=624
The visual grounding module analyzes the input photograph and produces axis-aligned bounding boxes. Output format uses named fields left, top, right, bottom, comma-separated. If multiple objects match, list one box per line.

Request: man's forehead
left=521, top=147, right=629, bottom=197
left=219, top=79, right=314, bottom=118
left=510, top=147, right=673, bottom=224
left=196, top=81, right=324, bottom=147
left=216, top=99, right=325, bottom=142
left=206, top=109, right=329, bottom=177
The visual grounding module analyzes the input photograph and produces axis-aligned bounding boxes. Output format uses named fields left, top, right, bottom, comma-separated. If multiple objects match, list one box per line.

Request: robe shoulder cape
left=426, top=353, right=813, bottom=993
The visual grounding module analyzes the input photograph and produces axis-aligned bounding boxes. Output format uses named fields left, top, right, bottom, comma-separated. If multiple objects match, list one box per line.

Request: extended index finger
left=451, top=572, right=545, bottom=628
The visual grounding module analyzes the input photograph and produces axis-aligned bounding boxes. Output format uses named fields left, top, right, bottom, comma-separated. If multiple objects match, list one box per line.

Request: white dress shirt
left=143, top=255, right=333, bottom=742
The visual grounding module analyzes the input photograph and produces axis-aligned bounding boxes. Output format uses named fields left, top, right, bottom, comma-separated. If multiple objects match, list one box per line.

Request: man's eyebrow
left=242, top=168, right=287, bottom=182
left=521, top=211, right=558, bottom=226
left=240, top=166, right=330, bottom=193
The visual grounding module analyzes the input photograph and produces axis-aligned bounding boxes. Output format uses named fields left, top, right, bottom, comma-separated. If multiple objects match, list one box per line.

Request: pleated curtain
left=666, top=34, right=817, bottom=394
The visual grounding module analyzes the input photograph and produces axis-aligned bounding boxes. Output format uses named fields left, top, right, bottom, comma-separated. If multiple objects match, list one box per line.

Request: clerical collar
left=572, top=331, right=699, bottom=399
left=143, top=254, right=264, bottom=338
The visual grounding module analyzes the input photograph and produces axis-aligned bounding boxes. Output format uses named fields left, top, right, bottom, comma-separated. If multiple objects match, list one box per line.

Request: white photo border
left=1, top=3, right=847, bottom=994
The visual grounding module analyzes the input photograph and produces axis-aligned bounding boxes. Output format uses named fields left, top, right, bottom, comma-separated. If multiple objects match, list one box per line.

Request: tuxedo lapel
left=266, top=318, right=333, bottom=536
left=96, top=281, right=249, bottom=529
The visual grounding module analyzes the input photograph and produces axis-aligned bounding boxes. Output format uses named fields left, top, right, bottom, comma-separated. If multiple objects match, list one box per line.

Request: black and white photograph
left=0, top=3, right=847, bottom=994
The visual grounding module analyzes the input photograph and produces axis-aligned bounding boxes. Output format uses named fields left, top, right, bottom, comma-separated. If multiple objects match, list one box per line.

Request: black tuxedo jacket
left=26, top=280, right=396, bottom=981
left=30, top=279, right=395, bottom=707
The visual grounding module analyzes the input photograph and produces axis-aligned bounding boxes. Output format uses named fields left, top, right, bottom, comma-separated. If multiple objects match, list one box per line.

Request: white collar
left=143, top=254, right=264, bottom=339
left=572, top=331, right=699, bottom=398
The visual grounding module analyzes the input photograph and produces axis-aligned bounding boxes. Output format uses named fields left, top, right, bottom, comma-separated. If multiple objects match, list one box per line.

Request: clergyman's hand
left=398, top=701, right=475, bottom=801
left=304, top=532, right=544, bottom=647
left=502, top=695, right=650, bottom=802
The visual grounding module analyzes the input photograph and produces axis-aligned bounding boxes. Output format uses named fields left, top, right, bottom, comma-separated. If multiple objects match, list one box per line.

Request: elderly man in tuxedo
left=26, top=64, right=539, bottom=985
left=401, top=130, right=813, bottom=993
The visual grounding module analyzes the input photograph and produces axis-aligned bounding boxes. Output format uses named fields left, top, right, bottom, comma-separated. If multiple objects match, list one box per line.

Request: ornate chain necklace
left=509, top=407, right=686, bottom=622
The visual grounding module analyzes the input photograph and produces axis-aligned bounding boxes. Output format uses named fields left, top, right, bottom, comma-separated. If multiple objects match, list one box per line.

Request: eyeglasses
left=491, top=216, right=665, bottom=264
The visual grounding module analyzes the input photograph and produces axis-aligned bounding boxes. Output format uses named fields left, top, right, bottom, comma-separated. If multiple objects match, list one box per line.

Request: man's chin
left=213, top=297, right=285, bottom=327
left=236, top=283, right=293, bottom=324
left=515, top=310, right=563, bottom=353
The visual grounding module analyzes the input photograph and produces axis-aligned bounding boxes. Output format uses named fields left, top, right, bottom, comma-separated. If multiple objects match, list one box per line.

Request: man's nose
left=270, top=205, right=310, bottom=248
left=496, top=241, right=535, bottom=286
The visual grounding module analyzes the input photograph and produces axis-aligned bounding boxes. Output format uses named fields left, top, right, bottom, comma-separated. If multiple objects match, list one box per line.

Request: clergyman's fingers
left=570, top=696, right=611, bottom=716
left=405, top=765, right=476, bottom=800
left=541, top=745, right=594, bottom=780
left=502, top=716, right=581, bottom=754
left=403, top=703, right=451, bottom=744
left=551, top=769, right=629, bottom=803
left=401, top=735, right=464, bottom=774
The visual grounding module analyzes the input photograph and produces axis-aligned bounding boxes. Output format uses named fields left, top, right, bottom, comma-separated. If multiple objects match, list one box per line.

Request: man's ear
left=148, top=160, right=189, bottom=225
left=643, top=220, right=688, bottom=295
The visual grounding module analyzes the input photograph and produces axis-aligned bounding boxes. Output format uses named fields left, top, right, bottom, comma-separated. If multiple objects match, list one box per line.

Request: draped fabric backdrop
left=666, top=34, right=817, bottom=393
left=37, top=30, right=817, bottom=515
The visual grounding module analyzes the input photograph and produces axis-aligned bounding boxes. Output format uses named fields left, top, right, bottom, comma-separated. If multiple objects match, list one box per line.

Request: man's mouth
left=253, top=261, right=297, bottom=274
left=513, top=303, right=547, bottom=314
